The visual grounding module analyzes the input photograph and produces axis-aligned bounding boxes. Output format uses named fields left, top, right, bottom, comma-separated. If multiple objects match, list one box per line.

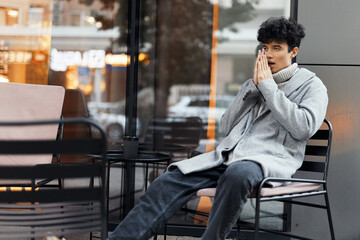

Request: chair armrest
left=256, top=177, right=326, bottom=198
left=261, top=177, right=326, bottom=185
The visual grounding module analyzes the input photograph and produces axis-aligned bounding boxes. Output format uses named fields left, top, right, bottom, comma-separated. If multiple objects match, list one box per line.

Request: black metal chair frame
left=106, top=150, right=171, bottom=232
left=0, top=118, right=108, bottom=239
left=247, top=119, right=335, bottom=240
left=141, top=116, right=203, bottom=159
left=163, top=119, right=335, bottom=240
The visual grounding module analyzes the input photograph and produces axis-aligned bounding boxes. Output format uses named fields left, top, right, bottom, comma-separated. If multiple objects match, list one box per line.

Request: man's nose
left=265, top=50, right=273, bottom=58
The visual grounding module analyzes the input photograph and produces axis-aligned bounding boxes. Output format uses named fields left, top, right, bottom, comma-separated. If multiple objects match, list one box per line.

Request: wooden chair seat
left=197, top=182, right=322, bottom=199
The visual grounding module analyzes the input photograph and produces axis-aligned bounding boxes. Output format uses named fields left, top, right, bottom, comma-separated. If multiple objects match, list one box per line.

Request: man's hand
left=253, top=50, right=260, bottom=85
left=254, top=49, right=272, bottom=85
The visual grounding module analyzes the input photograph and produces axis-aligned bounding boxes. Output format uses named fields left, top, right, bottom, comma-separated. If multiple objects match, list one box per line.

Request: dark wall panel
left=294, top=65, right=360, bottom=239
left=294, top=1, right=360, bottom=238
left=297, top=0, right=360, bottom=65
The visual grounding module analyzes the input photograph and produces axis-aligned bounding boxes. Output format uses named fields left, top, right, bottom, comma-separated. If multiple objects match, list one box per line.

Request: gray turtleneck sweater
left=170, top=65, right=328, bottom=187
left=227, top=63, right=300, bottom=166
left=273, top=63, right=299, bottom=85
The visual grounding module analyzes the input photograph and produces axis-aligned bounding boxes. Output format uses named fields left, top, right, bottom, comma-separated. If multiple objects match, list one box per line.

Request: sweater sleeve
left=257, top=77, right=328, bottom=141
left=219, top=79, right=260, bottom=136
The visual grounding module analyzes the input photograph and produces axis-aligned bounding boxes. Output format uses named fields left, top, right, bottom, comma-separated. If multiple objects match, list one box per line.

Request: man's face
left=262, top=41, right=298, bottom=73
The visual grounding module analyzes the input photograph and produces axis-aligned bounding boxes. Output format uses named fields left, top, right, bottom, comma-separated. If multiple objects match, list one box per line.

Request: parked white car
left=88, top=101, right=140, bottom=142
left=168, top=95, right=235, bottom=126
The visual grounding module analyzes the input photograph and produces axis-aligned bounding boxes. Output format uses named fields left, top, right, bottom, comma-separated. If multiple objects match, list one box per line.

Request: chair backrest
left=298, top=119, right=333, bottom=181
left=62, top=89, right=90, bottom=119
left=0, top=82, right=65, bottom=166
left=60, top=89, right=93, bottom=164
left=0, top=118, right=107, bottom=239
left=143, top=116, right=203, bottom=150
left=61, top=88, right=91, bottom=138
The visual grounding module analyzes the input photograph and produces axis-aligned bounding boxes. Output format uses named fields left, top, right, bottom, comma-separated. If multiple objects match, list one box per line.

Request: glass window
left=28, top=7, right=44, bottom=27
left=0, top=7, right=19, bottom=26
left=0, top=1, right=51, bottom=85
left=0, top=0, right=291, bottom=231
left=48, top=0, right=122, bottom=144
left=140, top=0, right=291, bottom=229
left=70, top=12, right=81, bottom=26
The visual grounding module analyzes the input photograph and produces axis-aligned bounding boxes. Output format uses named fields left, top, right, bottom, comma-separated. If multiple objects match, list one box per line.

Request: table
left=108, top=142, right=192, bottom=158
left=138, top=142, right=192, bottom=158
left=106, top=150, right=172, bottom=231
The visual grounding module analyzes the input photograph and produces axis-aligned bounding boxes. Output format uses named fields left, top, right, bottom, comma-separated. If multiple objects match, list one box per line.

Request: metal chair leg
left=254, top=198, right=261, bottom=240
left=234, top=220, right=241, bottom=240
left=325, top=192, right=336, bottom=240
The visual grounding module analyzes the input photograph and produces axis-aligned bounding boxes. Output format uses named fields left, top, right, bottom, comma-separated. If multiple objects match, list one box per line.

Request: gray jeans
left=108, top=160, right=263, bottom=240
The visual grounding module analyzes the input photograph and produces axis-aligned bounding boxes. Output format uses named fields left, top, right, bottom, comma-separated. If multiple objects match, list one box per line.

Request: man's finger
left=260, top=55, right=267, bottom=70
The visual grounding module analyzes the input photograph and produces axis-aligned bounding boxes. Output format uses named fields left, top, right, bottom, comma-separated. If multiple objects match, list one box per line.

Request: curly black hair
left=257, top=17, right=305, bottom=52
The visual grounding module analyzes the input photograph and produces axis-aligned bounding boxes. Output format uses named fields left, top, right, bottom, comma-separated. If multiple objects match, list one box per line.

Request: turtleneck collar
left=272, top=63, right=299, bottom=84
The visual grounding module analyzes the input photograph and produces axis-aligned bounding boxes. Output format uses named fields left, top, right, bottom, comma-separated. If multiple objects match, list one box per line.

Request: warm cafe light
left=105, top=53, right=130, bottom=67
left=0, top=76, right=9, bottom=82
left=105, top=53, right=149, bottom=67
left=95, top=21, right=103, bottom=28
left=7, top=10, right=19, bottom=17
left=86, top=16, right=96, bottom=25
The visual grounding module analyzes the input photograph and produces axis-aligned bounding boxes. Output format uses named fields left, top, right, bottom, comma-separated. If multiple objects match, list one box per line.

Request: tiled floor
left=55, top=234, right=224, bottom=240
left=150, top=236, right=233, bottom=240
left=151, top=236, right=203, bottom=240
left=45, top=234, right=204, bottom=240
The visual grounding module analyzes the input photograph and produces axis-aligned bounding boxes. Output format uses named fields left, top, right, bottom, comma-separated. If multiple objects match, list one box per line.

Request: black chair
left=59, top=88, right=93, bottom=164
left=249, top=119, right=335, bottom=240
left=142, top=116, right=203, bottom=160
left=141, top=116, right=203, bottom=192
left=173, top=119, right=335, bottom=240
left=0, top=118, right=108, bottom=239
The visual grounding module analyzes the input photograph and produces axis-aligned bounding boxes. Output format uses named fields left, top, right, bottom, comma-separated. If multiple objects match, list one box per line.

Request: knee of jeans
left=223, top=163, right=262, bottom=190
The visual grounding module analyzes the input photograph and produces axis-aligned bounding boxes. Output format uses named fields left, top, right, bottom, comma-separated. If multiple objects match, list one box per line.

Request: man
left=108, top=17, right=328, bottom=240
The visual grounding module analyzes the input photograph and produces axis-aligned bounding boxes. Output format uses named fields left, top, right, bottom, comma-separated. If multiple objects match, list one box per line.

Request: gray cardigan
left=169, top=68, right=328, bottom=185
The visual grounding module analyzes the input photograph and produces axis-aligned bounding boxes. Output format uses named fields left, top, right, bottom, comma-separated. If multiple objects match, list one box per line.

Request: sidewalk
left=49, top=234, right=223, bottom=240
left=42, top=234, right=204, bottom=240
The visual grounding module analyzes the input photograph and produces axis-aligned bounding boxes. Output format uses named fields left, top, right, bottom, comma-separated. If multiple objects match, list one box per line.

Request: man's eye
left=274, top=48, right=280, bottom=51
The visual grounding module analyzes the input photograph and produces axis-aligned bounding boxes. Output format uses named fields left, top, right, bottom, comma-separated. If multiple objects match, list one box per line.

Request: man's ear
left=290, top=47, right=299, bottom=58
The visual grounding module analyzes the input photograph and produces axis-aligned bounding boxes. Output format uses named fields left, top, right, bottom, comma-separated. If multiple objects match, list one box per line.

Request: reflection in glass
left=141, top=0, right=291, bottom=230
left=0, top=0, right=292, bottom=231
left=0, top=1, right=52, bottom=84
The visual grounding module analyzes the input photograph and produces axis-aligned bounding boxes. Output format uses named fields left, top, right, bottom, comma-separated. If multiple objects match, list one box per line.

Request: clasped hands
left=253, top=49, right=273, bottom=86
